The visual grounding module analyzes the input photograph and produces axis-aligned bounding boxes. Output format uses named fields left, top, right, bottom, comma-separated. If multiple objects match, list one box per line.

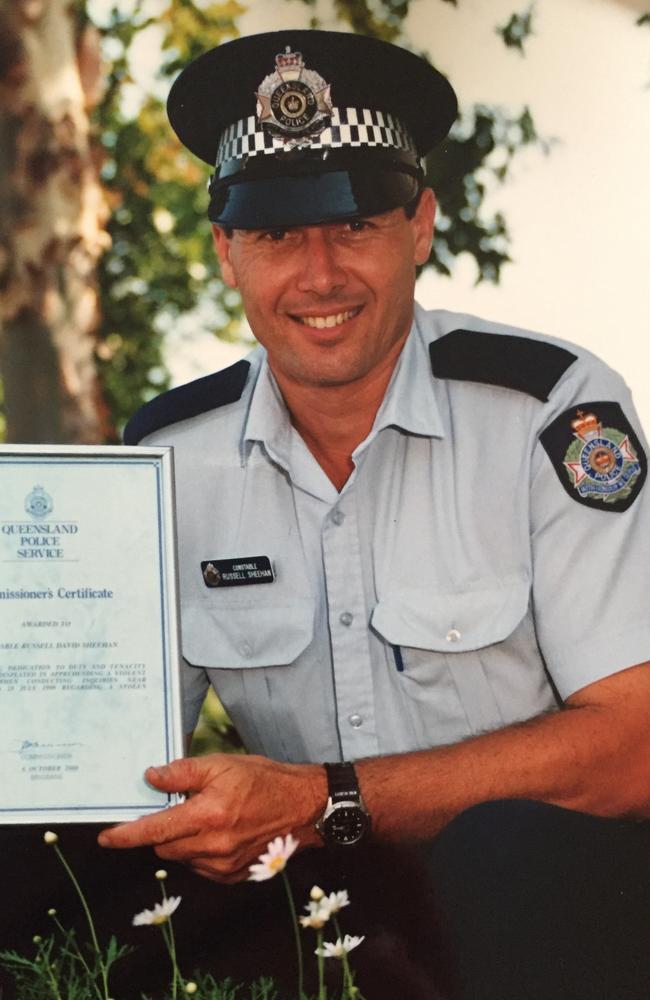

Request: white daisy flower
left=247, top=833, right=299, bottom=882
left=322, top=889, right=350, bottom=914
left=315, top=934, right=365, bottom=959
left=132, top=896, right=181, bottom=926
left=43, top=831, right=58, bottom=845
left=299, top=900, right=331, bottom=930
left=310, top=885, right=325, bottom=901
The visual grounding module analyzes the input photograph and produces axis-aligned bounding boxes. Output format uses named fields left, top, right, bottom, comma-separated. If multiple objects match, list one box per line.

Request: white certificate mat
left=0, top=445, right=184, bottom=824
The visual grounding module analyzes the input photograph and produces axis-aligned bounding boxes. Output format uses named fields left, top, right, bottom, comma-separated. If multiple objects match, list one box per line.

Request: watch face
left=323, top=804, right=370, bottom=845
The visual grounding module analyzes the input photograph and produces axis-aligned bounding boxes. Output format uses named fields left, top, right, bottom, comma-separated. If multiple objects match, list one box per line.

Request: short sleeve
left=530, top=359, right=650, bottom=700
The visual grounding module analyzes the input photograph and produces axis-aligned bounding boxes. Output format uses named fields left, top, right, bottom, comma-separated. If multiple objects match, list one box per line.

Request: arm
left=357, top=659, right=650, bottom=840
left=98, top=660, right=650, bottom=880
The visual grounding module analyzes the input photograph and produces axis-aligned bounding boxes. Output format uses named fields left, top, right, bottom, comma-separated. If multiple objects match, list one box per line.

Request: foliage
left=0, top=928, right=131, bottom=1000
left=429, top=104, right=543, bottom=282
left=94, top=1, right=244, bottom=433
left=637, top=13, right=650, bottom=27
left=190, top=688, right=247, bottom=756
left=496, top=4, right=535, bottom=54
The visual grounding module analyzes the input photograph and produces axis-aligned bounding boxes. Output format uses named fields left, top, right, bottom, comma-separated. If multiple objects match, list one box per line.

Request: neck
left=270, top=339, right=406, bottom=491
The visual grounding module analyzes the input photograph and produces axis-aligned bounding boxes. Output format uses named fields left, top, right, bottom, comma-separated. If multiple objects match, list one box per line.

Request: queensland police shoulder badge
left=540, top=401, right=647, bottom=512
left=256, top=47, right=332, bottom=145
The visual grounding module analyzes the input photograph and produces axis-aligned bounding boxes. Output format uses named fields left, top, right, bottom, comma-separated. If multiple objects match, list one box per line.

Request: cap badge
left=256, top=47, right=333, bottom=146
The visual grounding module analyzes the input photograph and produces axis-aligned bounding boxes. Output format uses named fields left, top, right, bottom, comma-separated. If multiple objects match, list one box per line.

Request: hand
left=97, top=753, right=327, bottom=883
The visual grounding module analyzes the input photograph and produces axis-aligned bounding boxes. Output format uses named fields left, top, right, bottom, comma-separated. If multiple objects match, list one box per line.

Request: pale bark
left=0, top=0, right=113, bottom=443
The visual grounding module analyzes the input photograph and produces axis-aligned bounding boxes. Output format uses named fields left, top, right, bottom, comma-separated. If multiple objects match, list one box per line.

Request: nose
left=295, top=229, right=347, bottom=296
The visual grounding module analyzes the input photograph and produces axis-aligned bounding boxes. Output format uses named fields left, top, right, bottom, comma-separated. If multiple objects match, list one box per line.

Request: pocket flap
left=182, top=599, right=315, bottom=668
left=371, top=576, right=530, bottom=652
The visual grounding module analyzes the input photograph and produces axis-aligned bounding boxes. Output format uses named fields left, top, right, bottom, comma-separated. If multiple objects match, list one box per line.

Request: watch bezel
left=318, top=798, right=371, bottom=846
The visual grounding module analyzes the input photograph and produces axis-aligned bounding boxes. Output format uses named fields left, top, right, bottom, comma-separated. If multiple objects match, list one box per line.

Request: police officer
left=101, top=30, right=650, bottom=999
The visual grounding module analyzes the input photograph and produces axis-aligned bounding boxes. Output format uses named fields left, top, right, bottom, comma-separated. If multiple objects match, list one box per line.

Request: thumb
left=145, top=756, right=207, bottom=793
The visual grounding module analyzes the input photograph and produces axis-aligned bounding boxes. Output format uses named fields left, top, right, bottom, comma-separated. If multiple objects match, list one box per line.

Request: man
left=102, top=29, right=650, bottom=998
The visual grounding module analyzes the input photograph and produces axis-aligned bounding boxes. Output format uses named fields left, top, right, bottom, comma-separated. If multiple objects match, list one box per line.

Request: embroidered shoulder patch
left=123, top=359, right=251, bottom=445
left=429, top=329, right=577, bottom=402
left=539, top=401, right=647, bottom=512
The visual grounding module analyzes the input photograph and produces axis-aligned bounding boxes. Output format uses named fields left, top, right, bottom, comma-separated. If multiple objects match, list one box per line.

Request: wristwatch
left=316, top=761, right=371, bottom=846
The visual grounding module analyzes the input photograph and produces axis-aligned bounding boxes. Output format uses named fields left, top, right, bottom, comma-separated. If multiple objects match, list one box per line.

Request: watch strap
left=323, top=761, right=361, bottom=804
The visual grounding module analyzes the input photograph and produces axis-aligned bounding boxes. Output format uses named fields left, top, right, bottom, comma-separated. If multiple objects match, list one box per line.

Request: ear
left=211, top=225, right=238, bottom=288
left=412, top=187, right=436, bottom=266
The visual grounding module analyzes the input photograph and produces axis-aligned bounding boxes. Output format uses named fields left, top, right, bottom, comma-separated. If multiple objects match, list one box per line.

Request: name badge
left=201, top=557, right=275, bottom=588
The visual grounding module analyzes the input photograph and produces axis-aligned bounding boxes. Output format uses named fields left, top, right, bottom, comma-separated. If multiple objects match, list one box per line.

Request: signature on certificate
left=15, top=739, right=84, bottom=758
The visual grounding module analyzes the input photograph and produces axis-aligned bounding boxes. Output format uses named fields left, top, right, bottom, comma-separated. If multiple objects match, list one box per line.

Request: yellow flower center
left=269, top=856, right=286, bottom=873
left=151, top=914, right=169, bottom=925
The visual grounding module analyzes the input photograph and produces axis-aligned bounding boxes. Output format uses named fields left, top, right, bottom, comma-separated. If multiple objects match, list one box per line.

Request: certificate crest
left=25, top=485, right=53, bottom=519
left=256, top=47, right=332, bottom=144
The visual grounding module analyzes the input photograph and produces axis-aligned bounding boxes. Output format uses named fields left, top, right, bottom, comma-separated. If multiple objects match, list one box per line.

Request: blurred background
left=1, top=0, right=649, bottom=448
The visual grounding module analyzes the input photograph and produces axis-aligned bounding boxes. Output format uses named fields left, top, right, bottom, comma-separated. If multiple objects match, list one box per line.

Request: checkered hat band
left=216, top=107, right=417, bottom=165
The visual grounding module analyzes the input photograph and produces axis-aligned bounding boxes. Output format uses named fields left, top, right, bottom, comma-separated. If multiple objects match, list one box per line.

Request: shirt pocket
left=180, top=598, right=318, bottom=760
left=371, top=575, right=531, bottom=738
left=182, top=598, right=315, bottom=669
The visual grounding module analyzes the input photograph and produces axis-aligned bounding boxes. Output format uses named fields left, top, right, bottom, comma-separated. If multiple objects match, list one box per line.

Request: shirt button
left=339, top=611, right=354, bottom=627
left=446, top=628, right=462, bottom=643
left=348, top=714, right=363, bottom=728
left=239, top=640, right=253, bottom=657
left=331, top=509, right=345, bottom=526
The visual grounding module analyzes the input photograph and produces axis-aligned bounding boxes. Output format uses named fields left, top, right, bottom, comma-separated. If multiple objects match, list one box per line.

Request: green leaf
left=496, top=4, right=535, bottom=53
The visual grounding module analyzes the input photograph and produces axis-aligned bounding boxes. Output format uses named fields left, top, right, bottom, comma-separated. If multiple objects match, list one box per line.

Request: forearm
left=357, top=685, right=650, bottom=841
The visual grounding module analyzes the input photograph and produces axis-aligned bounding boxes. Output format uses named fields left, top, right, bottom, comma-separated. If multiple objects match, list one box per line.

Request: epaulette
left=429, top=329, right=577, bottom=403
left=123, top=359, right=251, bottom=445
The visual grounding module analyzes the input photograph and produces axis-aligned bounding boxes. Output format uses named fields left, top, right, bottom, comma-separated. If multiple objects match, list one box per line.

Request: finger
left=144, top=755, right=217, bottom=794
left=153, top=829, right=254, bottom=869
left=188, top=858, right=252, bottom=884
left=97, top=799, right=203, bottom=849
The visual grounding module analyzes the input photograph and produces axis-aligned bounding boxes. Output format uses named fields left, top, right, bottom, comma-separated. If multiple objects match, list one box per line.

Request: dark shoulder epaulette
left=123, top=359, right=251, bottom=445
left=429, top=329, right=577, bottom=403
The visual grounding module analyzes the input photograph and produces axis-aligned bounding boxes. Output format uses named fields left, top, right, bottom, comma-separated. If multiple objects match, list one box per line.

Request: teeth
left=300, top=309, right=358, bottom=329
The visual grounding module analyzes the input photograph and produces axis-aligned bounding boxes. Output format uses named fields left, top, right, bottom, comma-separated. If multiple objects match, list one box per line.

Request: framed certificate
left=0, top=445, right=184, bottom=824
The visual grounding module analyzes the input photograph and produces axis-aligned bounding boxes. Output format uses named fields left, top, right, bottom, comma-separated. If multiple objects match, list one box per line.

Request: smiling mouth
left=293, top=307, right=362, bottom=330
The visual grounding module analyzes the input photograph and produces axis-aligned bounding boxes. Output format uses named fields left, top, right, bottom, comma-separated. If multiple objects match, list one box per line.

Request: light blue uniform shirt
left=140, top=304, right=650, bottom=764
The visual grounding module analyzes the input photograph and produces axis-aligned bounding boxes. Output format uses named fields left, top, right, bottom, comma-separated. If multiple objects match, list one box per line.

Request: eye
left=261, top=229, right=288, bottom=242
left=347, top=219, right=372, bottom=233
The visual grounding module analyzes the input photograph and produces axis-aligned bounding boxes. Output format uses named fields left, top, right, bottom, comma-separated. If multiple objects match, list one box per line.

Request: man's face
left=212, top=188, right=435, bottom=391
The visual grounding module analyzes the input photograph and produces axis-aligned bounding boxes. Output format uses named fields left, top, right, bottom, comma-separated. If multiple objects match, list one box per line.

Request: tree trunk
left=0, top=0, right=113, bottom=443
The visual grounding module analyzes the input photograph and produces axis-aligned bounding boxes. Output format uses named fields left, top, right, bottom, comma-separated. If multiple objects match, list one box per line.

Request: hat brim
left=209, top=146, right=422, bottom=228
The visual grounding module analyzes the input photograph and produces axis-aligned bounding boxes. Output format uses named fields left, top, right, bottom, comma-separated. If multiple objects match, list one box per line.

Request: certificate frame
left=0, top=444, right=184, bottom=824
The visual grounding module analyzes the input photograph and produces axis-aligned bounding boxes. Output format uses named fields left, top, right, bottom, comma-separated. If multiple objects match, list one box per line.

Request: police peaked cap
left=167, top=30, right=458, bottom=229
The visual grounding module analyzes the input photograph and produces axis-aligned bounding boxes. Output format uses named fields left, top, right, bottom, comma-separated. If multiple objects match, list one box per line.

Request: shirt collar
left=362, top=302, right=445, bottom=447
left=242, top=301, right=445, bottom=468
left=242, top=352, right=292, bottom=468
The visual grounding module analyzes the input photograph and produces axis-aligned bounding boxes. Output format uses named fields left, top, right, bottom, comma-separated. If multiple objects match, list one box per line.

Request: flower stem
left=34, top=939, right=63, bottom=1000
left=332, top=918, right=366, bottom=1000
left=159, top=882, right=183, bottom=1000
left=316, top=929, right=325, bottom=1000
left=50, top=914, right=103, bottom=1000
left=281, top=869, right=304, bottom=1000
left=52, top=844, right=109, bottom=1000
